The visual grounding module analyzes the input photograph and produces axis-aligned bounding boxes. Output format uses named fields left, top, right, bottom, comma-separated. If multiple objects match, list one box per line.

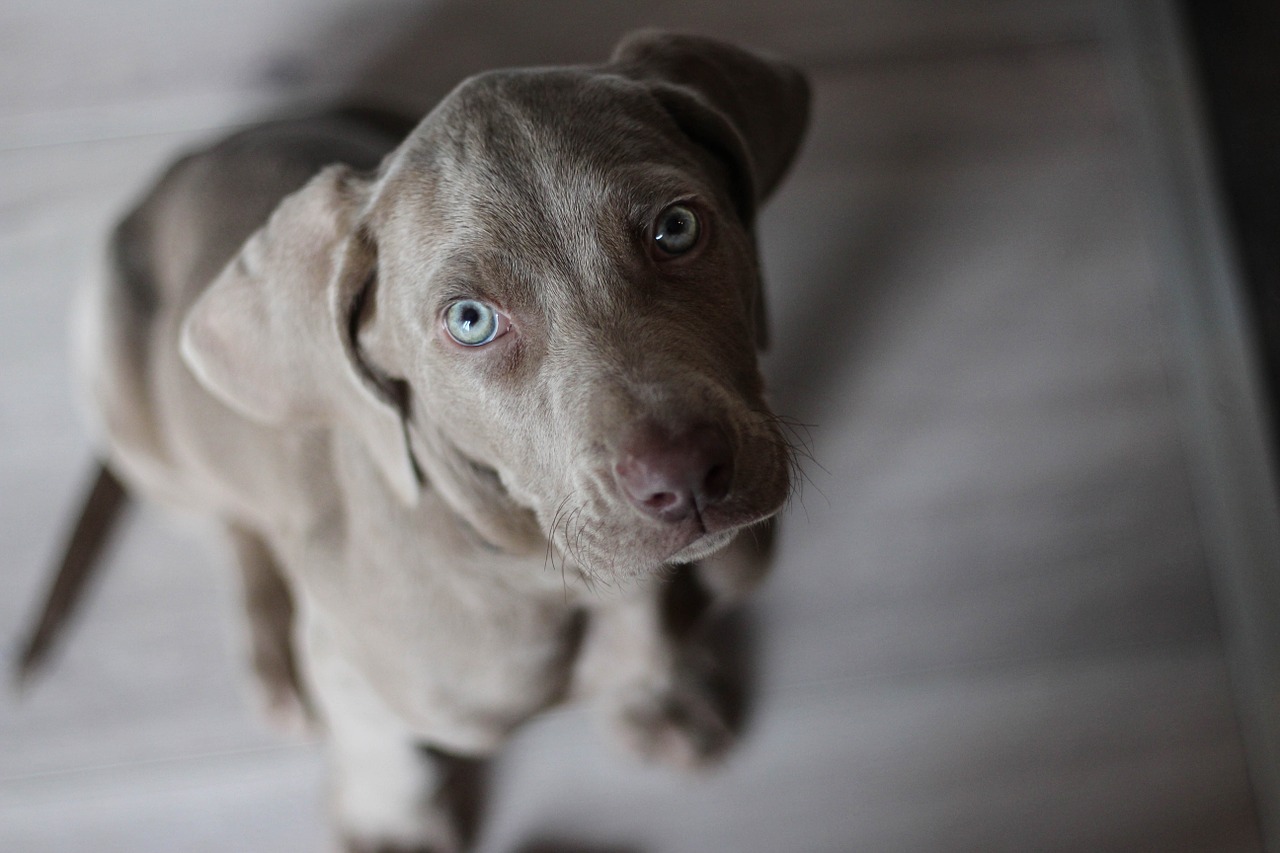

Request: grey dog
left=18, top=30, right=809, bottom=851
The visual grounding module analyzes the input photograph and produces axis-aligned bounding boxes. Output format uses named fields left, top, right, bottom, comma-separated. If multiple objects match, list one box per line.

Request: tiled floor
left=0, top=2, right=1262, bottom=851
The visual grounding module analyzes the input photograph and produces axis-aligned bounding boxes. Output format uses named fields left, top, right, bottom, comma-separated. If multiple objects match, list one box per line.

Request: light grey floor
left=0, top=2, right=1261, bottom=851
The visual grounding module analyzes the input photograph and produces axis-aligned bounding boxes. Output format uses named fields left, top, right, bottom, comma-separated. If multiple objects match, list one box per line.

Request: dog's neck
left=403, top=417, right=547, bottom=556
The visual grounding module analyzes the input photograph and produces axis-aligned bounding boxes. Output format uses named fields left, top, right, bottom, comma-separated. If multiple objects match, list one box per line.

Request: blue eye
left=653, top=204, right=700, bottom=256
left=444, top=299, right=499, bottom=346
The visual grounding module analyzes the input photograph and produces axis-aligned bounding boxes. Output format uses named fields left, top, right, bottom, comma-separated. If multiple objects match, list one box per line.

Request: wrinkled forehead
left=371, top=68, right=718, bottom=301
left=417, top=67, right=706, bottom=202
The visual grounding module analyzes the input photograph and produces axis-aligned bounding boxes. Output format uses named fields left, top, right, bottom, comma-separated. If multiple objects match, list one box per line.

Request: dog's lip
left=666, top=526, right=737, bottom=564
left=554, top=453, right=788, bottom=566
left=660, top=504, right=766, bottom=561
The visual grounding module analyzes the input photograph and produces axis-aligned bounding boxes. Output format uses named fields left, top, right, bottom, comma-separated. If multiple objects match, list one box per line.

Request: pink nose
left=613, top=422, right=733, bottom=523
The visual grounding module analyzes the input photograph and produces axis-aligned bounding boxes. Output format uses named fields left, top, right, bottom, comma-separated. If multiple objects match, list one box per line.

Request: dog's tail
left=13, top=463, right=130, bottom=689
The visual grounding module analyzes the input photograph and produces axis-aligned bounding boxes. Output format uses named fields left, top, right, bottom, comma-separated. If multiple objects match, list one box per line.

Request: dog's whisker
left=752, top=408, right=828, bottom=516
left=560, top=504, right=581, bottom=584
left=544, top=493, right=579, bottom=603
left=552, top=501, right=606, bottom=595
left=544, top=493, right=573, bottom=586
left=543, top=494, right=569, bottom=570
left=757, top=411, right=821, bottom=464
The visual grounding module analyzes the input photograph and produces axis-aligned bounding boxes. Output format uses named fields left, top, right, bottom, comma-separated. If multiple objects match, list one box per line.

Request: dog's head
left=182, top=32, right=809, bottom=583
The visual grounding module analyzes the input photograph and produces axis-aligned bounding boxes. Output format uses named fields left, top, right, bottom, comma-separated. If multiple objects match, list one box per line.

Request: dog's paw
left=612, top=682, right=734, bottom=771
left=334, top=778, right=462, bottom=853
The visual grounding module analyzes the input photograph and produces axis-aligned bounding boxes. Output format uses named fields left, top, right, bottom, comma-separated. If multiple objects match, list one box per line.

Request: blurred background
left=2, top=1, right=1278, bottom=850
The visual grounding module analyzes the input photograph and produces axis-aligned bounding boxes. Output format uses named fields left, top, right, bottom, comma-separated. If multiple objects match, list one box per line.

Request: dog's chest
left=295, top=506, right=586, bottom=745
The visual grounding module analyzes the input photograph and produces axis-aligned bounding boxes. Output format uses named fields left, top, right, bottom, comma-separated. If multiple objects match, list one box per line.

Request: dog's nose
left=614, top=422, right=733, bottom=523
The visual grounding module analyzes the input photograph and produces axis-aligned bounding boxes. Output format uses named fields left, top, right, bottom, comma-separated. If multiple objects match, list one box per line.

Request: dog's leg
left=577, top=584, right=733, bottom=770
left=226, top=524, right=311, bottom=733
left=303, top=616, right=464, bottom=853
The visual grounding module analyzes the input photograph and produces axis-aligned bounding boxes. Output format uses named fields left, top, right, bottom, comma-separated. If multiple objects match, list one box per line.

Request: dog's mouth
left=550, top=511, right=772, bottom=588
left=665, top=525, right=738, bottom=564
left=539, top=460, right=788, bottom=585
left=432, top=404, right=793, bottom=581
left=422, top=442, right=746, bottom=570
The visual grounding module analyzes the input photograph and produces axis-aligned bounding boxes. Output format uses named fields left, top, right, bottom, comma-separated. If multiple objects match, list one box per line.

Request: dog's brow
left=430, top=250, right=517, bottom=300
left=434, top=276, right=489, bottom=306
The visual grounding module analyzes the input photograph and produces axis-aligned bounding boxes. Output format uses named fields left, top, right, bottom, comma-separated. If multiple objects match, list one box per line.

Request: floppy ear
left=180, top=165, right=421, bottom=505
left=612, top=30, right=810, bottom=217
left=611, top=30, right=810, bottom=348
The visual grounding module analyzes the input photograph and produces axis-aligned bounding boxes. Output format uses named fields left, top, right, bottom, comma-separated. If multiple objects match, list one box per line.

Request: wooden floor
left=0, top=1, right=1263, bottom=851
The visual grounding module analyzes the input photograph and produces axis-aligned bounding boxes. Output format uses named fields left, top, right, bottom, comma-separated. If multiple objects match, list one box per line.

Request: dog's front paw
left=612, top=681, right=734, bottom=771
left=335, top=784, right=462, bottom=853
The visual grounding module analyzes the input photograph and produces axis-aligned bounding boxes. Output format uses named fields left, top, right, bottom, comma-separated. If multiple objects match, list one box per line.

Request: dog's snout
left=614, top=423, right=733, bottom=523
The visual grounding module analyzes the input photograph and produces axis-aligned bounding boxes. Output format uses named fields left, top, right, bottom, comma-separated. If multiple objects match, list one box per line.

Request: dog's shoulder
left=111, top=109, right=409, bottom=315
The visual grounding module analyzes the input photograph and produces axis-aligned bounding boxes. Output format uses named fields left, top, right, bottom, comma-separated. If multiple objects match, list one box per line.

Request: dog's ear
left=180, top=165, right=421, bottom=505
left=612, top=30, right=810, bottom=348
left=612, top=30, right=810, bottom=217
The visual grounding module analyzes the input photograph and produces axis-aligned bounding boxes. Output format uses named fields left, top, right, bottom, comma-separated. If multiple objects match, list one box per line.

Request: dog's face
left=181, top=32, right=809, bottom=583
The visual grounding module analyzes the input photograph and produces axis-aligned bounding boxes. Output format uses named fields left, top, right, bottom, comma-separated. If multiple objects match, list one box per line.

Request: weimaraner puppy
left=18, top=30, right=809, bottom=852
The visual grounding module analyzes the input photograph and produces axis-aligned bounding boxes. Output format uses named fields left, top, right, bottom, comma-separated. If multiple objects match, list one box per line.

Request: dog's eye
left=653, top=204, right=700, bottom=256
left=443, top=299, right=501, bottom=346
